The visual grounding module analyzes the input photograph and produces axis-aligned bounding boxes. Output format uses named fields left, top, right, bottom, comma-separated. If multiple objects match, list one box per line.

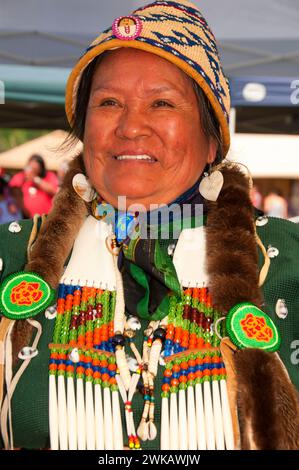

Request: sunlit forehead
left=90, top=48, right=192, bottom=100
left=91, top=82, right=186, bottom=99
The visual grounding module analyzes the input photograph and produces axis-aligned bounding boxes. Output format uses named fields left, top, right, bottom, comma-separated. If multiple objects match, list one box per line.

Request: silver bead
left=275, top=299, right=288, bottom=319
left=126, top=355, right=139, bottom=373
left=267, top=245, right=279, bottom=258
left=125, top=316, right=141, bottom=331
left=45, top=305, right=57, bottom=320
left=18, top=346, right=38, bottom=360
left=0, top=258, right=3, bottom=272
left=69, top=348, right=80, bottom=363
left=8, top=221, right=22, bottom=233
left=255, top=216, right=268, bottom=227
left=124, top=316, right=141, bottom=339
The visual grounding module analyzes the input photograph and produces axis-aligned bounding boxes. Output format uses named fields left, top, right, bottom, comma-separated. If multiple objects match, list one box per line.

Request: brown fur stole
left=206, top=165, right=299, bottom=448
left=206, top=165, right=262, bottom=312
left=26, top=153, right=88, bottom=287
left=9, top=155, right=299, bottom=449
left=235, top=349, right=299, bottom=450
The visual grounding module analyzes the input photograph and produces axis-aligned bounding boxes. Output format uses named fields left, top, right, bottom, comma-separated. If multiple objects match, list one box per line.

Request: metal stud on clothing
left=255, top=216, right=269, bottom=227
left=8, top=222, right=21, bottom=233
left=267, top=245, right=279, bottom=258
left=275, top=299, right=288, bottom=320
left=45, top=305, right=57, bottom=320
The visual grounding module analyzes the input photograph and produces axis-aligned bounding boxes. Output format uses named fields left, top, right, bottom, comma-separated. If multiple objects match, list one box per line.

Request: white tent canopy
left=0, top=130, right=82, bottom=171
left=228, top=133, right=299, bottom=178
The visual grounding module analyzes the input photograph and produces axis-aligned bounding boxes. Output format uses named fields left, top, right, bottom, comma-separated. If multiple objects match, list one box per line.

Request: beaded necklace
left=47, top=216, right=233, bottom=450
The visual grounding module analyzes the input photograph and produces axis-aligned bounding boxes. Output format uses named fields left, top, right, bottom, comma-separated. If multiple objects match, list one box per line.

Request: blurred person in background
left=264, top=188, right=288, bottom=219
left=8, top=154, right=58, bottom=218
left=0, top=175, right=22, bottom=224
left=289, top=181, right=299, bottom=217
left=250, top=184, right=263, bottom=211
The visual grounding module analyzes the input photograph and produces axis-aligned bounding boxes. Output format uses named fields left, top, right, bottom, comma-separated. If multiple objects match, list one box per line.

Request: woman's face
left=83, top=48, right=217, bottom=210
left=25, top=159, right=41, bottom=180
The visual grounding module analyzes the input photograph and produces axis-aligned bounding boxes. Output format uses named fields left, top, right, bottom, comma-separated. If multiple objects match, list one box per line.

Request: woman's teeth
left=114, top=154, right=156, bottom=161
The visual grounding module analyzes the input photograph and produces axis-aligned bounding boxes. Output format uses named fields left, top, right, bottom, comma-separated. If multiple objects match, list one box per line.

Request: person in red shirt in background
left=9, top=154, right=58, bottom=218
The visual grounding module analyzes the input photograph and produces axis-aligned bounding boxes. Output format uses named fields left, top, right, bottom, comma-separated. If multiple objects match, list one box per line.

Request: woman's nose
left=115, top=107, right=152, bottom=140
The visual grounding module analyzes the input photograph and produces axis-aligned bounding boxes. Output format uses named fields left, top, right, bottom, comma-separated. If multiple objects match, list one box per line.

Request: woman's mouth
left=114, top=154, right=157, bottom=162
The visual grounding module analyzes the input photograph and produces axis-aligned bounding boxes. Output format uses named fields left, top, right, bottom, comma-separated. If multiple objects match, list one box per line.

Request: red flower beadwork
left=240, top=313, right=273, bottom=342
left=10, top=281, right=43, bottom=306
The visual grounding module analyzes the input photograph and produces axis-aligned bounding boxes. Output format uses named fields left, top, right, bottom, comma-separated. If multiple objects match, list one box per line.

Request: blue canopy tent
left=0, top=0, right=298, bottom=132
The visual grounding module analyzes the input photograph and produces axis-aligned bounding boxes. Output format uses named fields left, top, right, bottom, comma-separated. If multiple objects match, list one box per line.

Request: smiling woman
left=0, top=0, right=298, bottom=452
left=83, top=48, right=217, bottom=208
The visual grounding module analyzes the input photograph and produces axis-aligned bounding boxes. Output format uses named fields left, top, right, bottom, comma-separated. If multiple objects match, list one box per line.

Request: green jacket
left=0, top=216, right=298, bottom=449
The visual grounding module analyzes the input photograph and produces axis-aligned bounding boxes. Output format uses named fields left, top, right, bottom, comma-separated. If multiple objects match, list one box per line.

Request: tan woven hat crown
left=65, top=0, right=231, bottom=155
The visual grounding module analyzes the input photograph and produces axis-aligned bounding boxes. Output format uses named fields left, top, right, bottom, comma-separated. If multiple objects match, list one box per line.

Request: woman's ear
left=206, top=137, right=218, bottom=165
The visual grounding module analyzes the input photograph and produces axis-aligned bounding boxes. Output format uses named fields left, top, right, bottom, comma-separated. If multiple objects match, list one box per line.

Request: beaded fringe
left=49, top=281, right=234, bottom=450
left=160, top=286, right=234, bottom=450
left=160, top=350, right=234, bottom=450
left=49, top=283, right=123, bottom=450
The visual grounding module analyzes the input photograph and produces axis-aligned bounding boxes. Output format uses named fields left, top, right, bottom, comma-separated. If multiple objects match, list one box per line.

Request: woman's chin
left=104, top=179, right=158, bottom=204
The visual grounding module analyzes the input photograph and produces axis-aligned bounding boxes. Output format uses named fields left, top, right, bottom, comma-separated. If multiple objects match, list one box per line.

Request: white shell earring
left=72, top=173, right=97, bottom=202
left=198, top=165, right=224, bottom=202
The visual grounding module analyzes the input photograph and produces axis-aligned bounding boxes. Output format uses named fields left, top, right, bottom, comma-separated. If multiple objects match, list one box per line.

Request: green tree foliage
left=0, top=129, right=49, bottom=152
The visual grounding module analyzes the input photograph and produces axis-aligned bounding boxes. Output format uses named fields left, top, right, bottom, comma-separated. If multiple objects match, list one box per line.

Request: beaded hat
left=65, top=0, right=231, bottom=155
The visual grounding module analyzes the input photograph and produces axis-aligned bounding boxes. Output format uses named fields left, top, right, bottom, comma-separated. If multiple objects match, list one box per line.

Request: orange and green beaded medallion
left=0, top=271, right=55, bottom=320
left=226, top=302, right=281, bottom=352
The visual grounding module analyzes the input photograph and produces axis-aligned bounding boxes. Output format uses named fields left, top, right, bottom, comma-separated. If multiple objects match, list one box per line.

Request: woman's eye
left=100, top=99, right=118, bottom=107
left=153, top=100, right=173, bottom=108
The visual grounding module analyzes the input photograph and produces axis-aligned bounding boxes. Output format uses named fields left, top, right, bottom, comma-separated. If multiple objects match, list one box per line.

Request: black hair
left=68, top=55, right=104, bottom=144
left=28, top=154, right=47, bottom=178
left=191, top=81, right=223, bottom=165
